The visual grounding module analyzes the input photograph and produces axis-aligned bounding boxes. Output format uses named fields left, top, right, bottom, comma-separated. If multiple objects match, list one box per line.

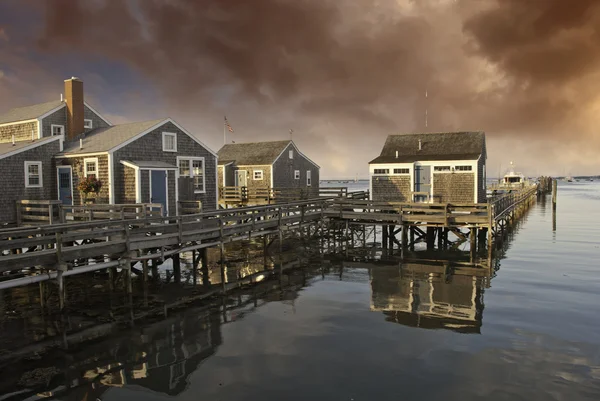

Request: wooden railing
left=177, top=200, right=202, bottom=215
left=326, top=199, right=490, bottom=226
left=219, top=186, right=367, bottom=204
left=16, top=201, right=163, bottom=226
left=15, top=200, right=63, bottom=226
left=0, top=198, right=333, bottom=272
left=319, top=187, right=348, bottom=197
left=488, top=185, right=538, bottom=221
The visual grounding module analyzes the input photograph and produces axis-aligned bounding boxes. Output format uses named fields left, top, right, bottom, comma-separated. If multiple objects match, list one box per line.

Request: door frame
left=413, top=164, right=432, bottom=202
left=56, top=166, right=73, bottom=205
left=149, top=169, right=169, bottom=216
left=235, top=170, right=248, bottom=187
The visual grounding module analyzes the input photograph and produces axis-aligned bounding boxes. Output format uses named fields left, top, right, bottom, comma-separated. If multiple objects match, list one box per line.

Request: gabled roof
left=60, top=119, right=165, bottom=154
left=369, top=131, right=485, bottom=164
left=0, top=100, right=64, bottom=124
left=121, top=160, right=178, bottom=169
left=218, top=140, right=292, bottom=165
left=0, top=136, right=62, bottom=160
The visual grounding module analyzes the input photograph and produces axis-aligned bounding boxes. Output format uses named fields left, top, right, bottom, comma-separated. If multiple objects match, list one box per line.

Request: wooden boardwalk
left=0, top=184, right=540, bottom=294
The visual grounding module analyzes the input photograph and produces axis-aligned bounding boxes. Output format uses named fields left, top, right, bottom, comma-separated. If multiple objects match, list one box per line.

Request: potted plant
left=78, top=176, right=103, bottom=204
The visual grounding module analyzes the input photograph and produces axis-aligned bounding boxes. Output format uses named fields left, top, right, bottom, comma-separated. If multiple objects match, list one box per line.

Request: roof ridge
left=222, top=139, right=291, bottom=146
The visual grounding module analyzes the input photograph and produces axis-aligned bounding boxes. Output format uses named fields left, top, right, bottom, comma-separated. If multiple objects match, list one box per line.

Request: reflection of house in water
left=76, top=311, right=222, bottom=398
left=370, top=264, right=486, bottom=334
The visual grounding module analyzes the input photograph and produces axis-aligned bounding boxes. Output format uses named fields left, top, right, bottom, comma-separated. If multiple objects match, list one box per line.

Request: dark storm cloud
left=37, top=0, right=435, bottom=128
left=464, top=0, right=600, bottom=82
left=2, top=0, right=599, bottom=175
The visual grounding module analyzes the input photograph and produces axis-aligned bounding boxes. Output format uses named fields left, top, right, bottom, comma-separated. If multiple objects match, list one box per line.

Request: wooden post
left=173, top=253, right=181, bottom=284
left=57, top=269, right=65, bottom=312
left=151, top=259, right=159, bottom=280
left=426, top=227, right=435, bottom=250
left=382, top=225, right=388, bottom=249
left=142, top=259, right=149, bottom=308
left=39, top=281, right=46, bottom=310
left=201, top=248, right=210, bottom=288
left=220, top=243, right=226, bottom=293
left=192, top=250, right=198, bottom=286
left=278, top=229, right=284, bottom=281
left=409, top=227, right=415, bottom=251
left=470, top=228, right=477, bottom=264
left=552, top=179, right=557, bottom=231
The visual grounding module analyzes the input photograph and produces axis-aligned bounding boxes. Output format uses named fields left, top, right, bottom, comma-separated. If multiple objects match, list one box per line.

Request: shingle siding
left=40, top=107, right=67, bottom=138
left=84, top=104, right=110, bottom=132
left=0, top=140, right=60, bottom=225
left=58, top=154, right=110, bottom=205
left=112, top=121, right=217, bottom=212
left=433, top=173, right=474, bottom=203
left=235, top=165, right=272, bottom=190
left=372, top=176, right=411, bottom=202
left=0, top=121, right=38, bottom=142
left=272, top=143, right=319, bottom=197
left=140, top=171, right=150, bottom=203
left=123, top=166, right=137, bottom=203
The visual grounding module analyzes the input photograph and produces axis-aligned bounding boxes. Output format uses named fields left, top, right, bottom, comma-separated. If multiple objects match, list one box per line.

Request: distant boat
left=566, top=176, right=573, bottom=182
left=502, top=161, right=526, bottom=187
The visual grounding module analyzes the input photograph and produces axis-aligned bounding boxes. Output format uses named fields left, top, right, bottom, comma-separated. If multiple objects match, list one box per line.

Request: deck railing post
left=48, top=204, right=54, bottom=225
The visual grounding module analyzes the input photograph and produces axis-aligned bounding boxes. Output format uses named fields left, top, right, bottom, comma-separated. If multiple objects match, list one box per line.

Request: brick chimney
left=64, top=77, right=84, bottom=140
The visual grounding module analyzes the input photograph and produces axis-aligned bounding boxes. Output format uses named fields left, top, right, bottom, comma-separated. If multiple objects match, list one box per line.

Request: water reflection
left=370, top=263, right=488, bottom=334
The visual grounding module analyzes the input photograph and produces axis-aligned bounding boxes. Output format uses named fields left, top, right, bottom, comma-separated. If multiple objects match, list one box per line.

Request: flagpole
left=224, top=116, right=226, bottom=145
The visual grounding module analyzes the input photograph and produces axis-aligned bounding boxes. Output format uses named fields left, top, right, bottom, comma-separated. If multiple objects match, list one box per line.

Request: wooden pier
left=0, top=183, right=546, bottom=308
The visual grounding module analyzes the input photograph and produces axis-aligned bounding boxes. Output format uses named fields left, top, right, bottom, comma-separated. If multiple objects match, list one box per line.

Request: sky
left=0, top=0, right=599, bottom=178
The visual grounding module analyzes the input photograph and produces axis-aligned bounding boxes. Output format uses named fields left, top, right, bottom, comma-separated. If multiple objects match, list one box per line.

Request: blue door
left=57, top=167, right=73, bottom=205
left=414, top=165, right=431, bottom=202
left=151, top=170, right=168, bottom=216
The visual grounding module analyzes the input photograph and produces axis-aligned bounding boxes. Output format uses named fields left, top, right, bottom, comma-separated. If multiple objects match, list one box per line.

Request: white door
left=235, top=170, right=247, bottom=187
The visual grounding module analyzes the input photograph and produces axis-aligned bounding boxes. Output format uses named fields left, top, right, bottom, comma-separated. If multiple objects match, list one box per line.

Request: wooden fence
left=16, top=201, right=163, bottom=226
left=219, top=186, right=364, bottom=205
left=0, top=198, right=333, bottom=272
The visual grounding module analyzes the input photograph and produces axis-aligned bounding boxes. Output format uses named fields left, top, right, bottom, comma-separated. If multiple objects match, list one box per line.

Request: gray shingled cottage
left=369, top=132, right=487, bottom=204
left=0, top=77, right=217, bottom=225
left=217, top=140, right=320, bottom=201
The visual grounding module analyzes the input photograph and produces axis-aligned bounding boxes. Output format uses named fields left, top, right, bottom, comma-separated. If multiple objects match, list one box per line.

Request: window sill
left=194, top=190, right=206, bottom=194
left=162, top=149, right=177, bottom=153
left=25, top=185, right=43, bottom=189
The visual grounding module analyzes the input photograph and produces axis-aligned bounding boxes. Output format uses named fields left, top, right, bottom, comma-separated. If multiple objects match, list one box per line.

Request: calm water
left=1, top=181, right=599, bottom=400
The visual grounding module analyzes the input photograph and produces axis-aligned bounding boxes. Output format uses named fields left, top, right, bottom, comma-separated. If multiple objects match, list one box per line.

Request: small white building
left=369, top=132, right=487, bottom=203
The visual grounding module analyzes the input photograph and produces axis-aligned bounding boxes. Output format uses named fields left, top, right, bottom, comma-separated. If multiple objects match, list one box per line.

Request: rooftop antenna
left=289, top=129, right=293, bottom=141
left=425, top=89, right=428, bottom=130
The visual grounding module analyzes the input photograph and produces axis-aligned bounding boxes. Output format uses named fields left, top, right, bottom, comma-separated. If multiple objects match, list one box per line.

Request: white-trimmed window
left=253, top=170, right=263, bottom=180
left=294, top=170, right=300, bottom=180
left=455, top=165, right=472, bottom=171
left=434, top=166, right=451, bottom=172
left=393, top=168, right=409, bottom=174
left=84, top=119, right=93, bottom=129
left=162, top=132, right=177, bottom=152
left=289, top=150, right=294, bottom=159
left=307, top=170, right=312, bottom=186
left=178, top=157, right=205, bottom=192
left=51, top=124, right=65, bottom=136
left=373, top=169, right=389, bottom=174
left=83, top=158, right=98, bottom=178
left=24, top=161, right=43, bottom=188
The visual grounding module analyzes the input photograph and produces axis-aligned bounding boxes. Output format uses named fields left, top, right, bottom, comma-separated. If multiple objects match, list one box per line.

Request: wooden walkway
left=0, top=185, right=540, bottom=292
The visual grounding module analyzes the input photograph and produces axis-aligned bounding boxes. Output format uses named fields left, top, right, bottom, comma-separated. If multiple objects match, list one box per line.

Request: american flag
left=224, top=116, right=234, bottom=133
